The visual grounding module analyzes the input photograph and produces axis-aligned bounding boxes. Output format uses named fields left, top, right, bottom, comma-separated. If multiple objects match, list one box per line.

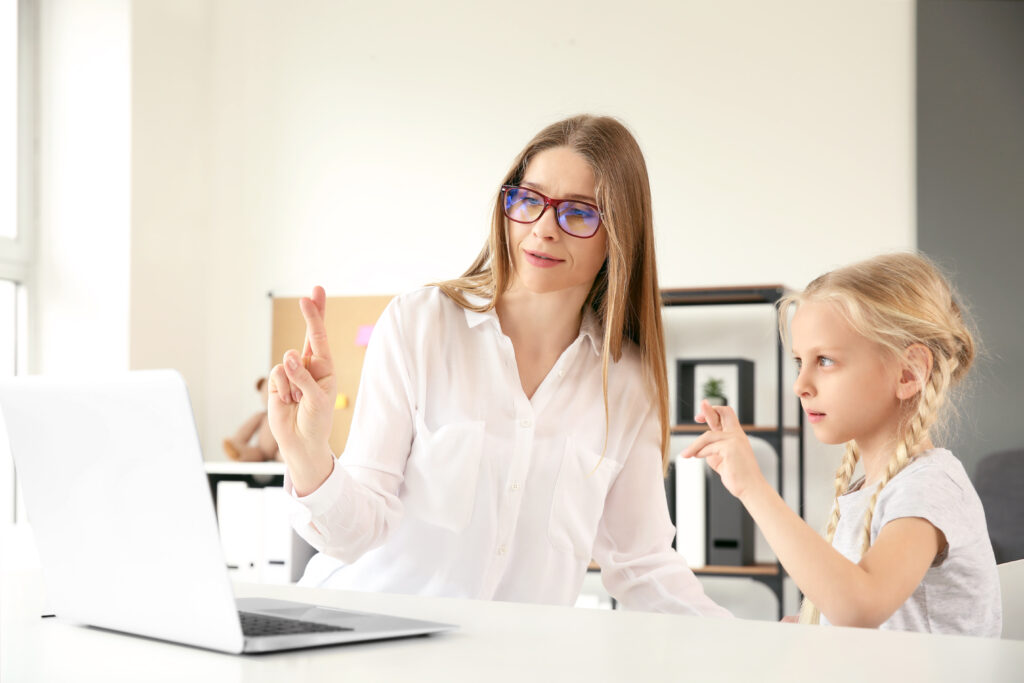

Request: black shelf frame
left=661, top=284, right=805, bottom=619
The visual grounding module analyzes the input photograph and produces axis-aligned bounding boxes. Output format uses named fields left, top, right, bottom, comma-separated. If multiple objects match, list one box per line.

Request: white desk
left=3, top=570, right=1022, bottom=682
left=204, top=461, right=287, bottom=477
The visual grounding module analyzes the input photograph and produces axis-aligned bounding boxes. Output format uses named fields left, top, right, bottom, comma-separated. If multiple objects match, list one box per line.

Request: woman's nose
left=531, top=207, right=561, bottom=240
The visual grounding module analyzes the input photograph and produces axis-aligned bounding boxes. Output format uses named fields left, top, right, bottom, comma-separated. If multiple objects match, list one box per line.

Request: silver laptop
left=0, top=369, right=455, bottom=654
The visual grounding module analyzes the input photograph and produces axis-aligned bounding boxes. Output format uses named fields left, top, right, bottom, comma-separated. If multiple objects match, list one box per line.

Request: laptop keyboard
left=238, top=611, right=353, bottom=636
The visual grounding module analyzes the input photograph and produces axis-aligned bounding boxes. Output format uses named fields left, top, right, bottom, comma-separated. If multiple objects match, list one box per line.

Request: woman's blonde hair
left=435, top=114, right=670, bottom=472
left=778, top=252, right=976, bottom=625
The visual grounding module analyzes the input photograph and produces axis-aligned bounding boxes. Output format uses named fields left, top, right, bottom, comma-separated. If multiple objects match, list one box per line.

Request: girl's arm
left=681, top=402, right=944, bottom=628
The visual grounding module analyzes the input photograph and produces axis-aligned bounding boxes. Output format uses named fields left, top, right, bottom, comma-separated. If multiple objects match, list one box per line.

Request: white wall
left=153, top=0, right=913, bottom=517
left=130, top=0, right=212, bottom=439
left=35, top=0, right=130, bottom=375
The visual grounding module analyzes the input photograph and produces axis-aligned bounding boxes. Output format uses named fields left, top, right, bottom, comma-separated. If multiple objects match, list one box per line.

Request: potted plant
left=702, top=377, right=728, bottom=407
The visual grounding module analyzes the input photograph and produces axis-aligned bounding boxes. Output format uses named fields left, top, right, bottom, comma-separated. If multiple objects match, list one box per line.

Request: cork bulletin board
left=271, top=295, right=394, bottom=456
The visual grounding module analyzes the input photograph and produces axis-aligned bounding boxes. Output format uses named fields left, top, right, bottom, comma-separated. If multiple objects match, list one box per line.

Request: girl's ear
left=896, top=343, right=933, bottom=400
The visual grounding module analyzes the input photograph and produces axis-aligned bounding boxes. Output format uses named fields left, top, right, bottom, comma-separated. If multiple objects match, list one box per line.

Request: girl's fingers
left=691, top=443, right=725, bottom=474
left=716, top=405, right=742, bottom=430
left=688, top=439, right=724, bottom=469
left=679, top=429, right=733, bottom=458
left=701, top=400, right=724, bottom=431
left=695, top=441, right=724, bottom=461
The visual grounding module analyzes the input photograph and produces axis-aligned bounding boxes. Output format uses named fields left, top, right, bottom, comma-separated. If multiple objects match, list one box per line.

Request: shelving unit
left=204, top=460, right=286, bottom=509
left=662, top=285, right=805, bottom=619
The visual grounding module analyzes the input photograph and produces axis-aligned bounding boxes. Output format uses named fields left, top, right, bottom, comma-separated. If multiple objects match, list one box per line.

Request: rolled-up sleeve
left=283, top=295, right=416, bottom=564
left=592, top=400, right=732, bottom=618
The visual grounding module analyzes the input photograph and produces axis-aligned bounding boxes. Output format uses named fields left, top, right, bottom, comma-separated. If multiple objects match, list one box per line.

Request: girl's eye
left=819, top=356, right=835, bottom=368
left=793, top=357, right=803, bottom=369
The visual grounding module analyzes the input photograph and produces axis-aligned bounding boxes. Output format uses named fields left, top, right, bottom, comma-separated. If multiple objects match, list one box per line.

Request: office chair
left=974, top=449, right=1024, bottom=564
left=997, top=559, right=1024, bottom=640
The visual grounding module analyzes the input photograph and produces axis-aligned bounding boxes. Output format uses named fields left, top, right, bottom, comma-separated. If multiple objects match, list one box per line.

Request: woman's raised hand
left=679, top=400, right=766, bottom=501
left=267, top=286, right=337, bottom=495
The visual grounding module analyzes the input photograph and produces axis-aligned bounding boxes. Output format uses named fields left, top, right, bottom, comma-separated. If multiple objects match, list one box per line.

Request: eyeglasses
left=501, top=185, right=603, bottom=238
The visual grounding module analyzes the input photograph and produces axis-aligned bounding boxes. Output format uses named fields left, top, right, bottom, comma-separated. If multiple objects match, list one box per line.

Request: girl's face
left=507, top=146, right=608, bottom=296
left=790, top=300, right=903, bottom=453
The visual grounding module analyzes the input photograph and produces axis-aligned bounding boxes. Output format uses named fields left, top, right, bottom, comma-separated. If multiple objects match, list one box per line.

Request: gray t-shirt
left=822, top=448, right=1002, bottom=637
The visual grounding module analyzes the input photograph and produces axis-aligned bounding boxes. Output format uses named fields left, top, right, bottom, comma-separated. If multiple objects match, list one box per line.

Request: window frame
left=0, top=0, right=37, bottom=529
left=0, top=0, right=35, bottom=272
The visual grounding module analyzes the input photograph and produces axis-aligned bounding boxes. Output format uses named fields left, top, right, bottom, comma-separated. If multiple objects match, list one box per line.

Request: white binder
left=672, top=441, right=707, bottom=569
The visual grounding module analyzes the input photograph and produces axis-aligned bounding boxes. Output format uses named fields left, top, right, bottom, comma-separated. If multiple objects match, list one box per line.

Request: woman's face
left=507, top=146, right=608, bottom=296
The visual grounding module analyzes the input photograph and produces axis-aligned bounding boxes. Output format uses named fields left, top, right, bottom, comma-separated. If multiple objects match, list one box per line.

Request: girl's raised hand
left=679, top=400, right=766, bottom=501
left=267, top=286, right=337, bottom=493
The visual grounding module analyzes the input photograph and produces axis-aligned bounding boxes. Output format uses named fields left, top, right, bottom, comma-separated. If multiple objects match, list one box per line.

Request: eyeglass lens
left=503, top=187, right=600, bottom=237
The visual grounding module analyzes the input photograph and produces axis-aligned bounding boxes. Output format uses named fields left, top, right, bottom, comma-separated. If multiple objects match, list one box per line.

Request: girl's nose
left=792, top=368, right=814, bottom=398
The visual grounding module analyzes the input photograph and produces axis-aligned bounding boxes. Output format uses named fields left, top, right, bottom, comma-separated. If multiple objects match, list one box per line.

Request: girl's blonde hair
left=435, top=115, right=671, bottom=472
left=778, top=252, right=976, bottom=625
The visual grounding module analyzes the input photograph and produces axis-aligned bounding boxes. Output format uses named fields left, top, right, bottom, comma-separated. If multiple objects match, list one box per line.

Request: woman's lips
left=805, top=409, right=826, bottom=424
left=524, top=249, right=564, bottom=268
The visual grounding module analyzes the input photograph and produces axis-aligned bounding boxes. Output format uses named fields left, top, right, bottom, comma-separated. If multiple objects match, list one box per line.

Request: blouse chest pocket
left=400, top=413, right=486, bottom=533
left=548, top=439, right=624, bottom=559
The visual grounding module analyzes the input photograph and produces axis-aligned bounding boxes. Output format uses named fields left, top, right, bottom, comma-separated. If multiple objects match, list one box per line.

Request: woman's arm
left=682, top=403, right=943, bottom=627
left=268, top=287, right=336, bottom=495
left=278, top=293, right=418, bottom=563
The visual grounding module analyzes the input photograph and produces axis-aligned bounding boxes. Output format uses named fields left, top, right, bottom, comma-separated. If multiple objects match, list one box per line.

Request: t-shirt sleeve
left=872, top=464, right=967, bottom=567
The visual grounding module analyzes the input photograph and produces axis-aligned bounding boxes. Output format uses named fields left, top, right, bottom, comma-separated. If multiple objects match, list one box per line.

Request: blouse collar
left=461, top=292, right=602, bottom=357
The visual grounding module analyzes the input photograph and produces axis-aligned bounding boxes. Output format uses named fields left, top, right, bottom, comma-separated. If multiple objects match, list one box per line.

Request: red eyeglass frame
left=500, top=184, right=604, bottom=239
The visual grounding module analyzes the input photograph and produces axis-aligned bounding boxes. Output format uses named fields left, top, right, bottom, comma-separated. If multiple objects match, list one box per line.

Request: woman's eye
left=793, top=357, right=803, bottom=369
left=819, top=356, right=835, bottom=367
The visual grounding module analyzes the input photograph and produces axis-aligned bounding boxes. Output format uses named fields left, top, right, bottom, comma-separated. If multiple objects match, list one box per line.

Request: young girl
left=682, top=252, right=1002, bottom=636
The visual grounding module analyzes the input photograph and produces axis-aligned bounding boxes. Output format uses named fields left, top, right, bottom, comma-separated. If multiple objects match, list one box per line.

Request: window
left=1, top=0, right=31, bottom=264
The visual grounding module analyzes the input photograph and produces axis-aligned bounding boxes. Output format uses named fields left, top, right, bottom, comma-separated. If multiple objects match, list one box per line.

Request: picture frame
left=676, top=358, right=754, bottom=425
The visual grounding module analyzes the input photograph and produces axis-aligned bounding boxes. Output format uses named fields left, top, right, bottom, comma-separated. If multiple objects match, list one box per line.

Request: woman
left=269, top=114, right=729, bottom=616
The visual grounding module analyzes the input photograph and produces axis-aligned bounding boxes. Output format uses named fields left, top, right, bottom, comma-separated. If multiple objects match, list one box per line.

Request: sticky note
left=335, top=394, right=349, bottom=410
left=355, top=325, right=374, bottom=347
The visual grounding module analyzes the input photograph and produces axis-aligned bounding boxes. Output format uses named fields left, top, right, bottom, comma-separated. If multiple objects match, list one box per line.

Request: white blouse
left=284, top=286, right=730, bottom=617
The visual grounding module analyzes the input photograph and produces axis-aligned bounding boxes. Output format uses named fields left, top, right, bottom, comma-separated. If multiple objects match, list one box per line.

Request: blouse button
left=520, top=418, right=532, bottom=428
